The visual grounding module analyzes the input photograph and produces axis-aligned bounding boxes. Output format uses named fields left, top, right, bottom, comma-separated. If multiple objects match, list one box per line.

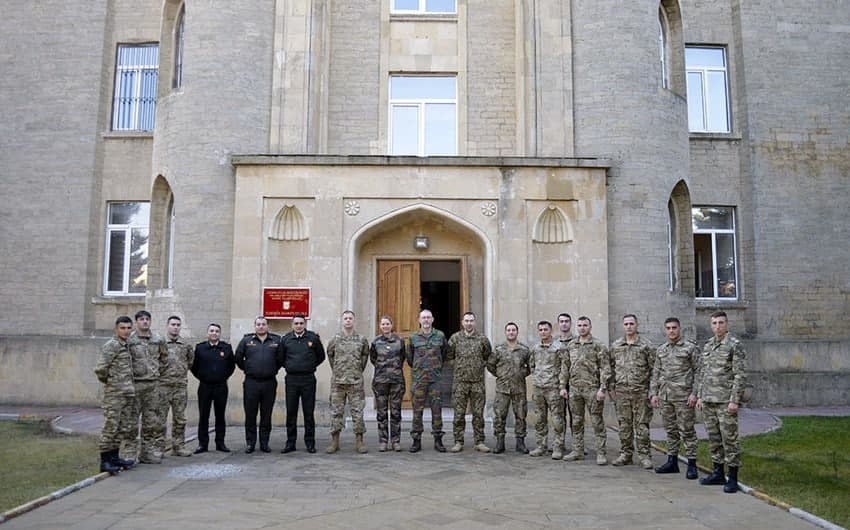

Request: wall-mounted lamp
left=413, top=235, right=430, bottom=250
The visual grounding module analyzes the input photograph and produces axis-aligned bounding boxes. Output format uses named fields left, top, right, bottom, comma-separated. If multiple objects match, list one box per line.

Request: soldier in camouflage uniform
left=697, top=311, right=748, bottom=493
left=560, top=316, right=612, bottom=465
left=370, top=315, right=407, bottom=452
left=160, top=315, right=195, bottom=457
left=94, top=316, right=137, bottom=474
left=650, top=317, right=700, bottom=479
left=447, top=312, right=493, bottom=453
left=609, top=314, right=655, bottom=469
left=407, top=309, right=448, bottom=453
left=326, top=310, right=371, bottom=454
left=486, top=322, right=531, bottom=454
left=555, top=313, right=574, bottom=452
left=124, top=310, right=168, bottom=464
left=528, top=321, right=567, bottom=459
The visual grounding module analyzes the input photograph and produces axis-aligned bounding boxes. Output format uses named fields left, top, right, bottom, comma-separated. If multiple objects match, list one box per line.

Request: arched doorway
left=348, top=204, right=491, bottom=406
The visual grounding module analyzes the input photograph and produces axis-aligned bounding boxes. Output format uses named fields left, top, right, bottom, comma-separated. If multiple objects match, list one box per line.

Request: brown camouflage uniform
left=651, top=338, right=699, bottom=458
left=124, top=331, right=168, bottom=460
left=95, top=335, right=136, bottom=452
left=160, top=335, right=194, bottom=451
left=610, top=334, right=654, bottom=461
left=699, top=333, right=747, bottom=468
left=486, top=342, right=531, bottom=437
left=447, top=330, right=492, bottom=445
left=407, top=329, right=448, bottom=439
left=327, top=331, right=370, bottom=435
left=370, top=333, right=406, bottom=444
left=562, top=336, right=611, bottom=456
left=529, top=341, right=567, bottom=452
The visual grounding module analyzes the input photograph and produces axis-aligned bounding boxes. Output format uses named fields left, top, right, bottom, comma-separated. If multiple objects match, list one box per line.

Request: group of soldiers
left=95, top=307, right=747, bottom=494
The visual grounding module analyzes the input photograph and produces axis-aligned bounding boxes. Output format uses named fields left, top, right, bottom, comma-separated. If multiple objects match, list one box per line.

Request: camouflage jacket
left=327, top=331, right=370, bottom=385
left=610, top=334, right=655, bottom=394
left=161, top=336, right=194, bottom=386
left=127, top=332, right=168, bottom=382
left=406, top=329, right=447, bottom=383
left=529, top=341, right=566, bottom=389
left=699, top=333, right=748, bottom=404
left=486, top=342, right=531, bottom=394
left=447, top=330, right=492, bottom=383
left=562, top=336, right=611, bottom=393
left=370, top=333, right=406, bottom=384
left=94, top=336, right=135, bottom=395
left=651, top=338, right=699, bottom=401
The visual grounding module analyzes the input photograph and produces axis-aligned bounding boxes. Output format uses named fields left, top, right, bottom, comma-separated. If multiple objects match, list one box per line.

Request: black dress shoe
left=260, top=443, right=271, bottom=453
left=193, top=446, right=208, bottom=454
left=216, top=444, right=231, bottom=453
left=306, top=445, right=316, bottom=454
left=281, top=444, right=296, bottom=454
left=245, top=445, right=255, bottom=454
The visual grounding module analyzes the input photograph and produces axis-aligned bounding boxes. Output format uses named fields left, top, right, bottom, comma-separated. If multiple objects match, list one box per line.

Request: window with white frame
left=686, top=47, right=730, bottom=133
left=173, top=7, right=185, bottom=89
left=391, top=0, right=456, bottom=14
left=389, top=76, right=457, bottom=156
left=693, top=206, right=738, bottom=299
left=104, top=202, right=150, bottom=295
left=658, top=7, right=669, bottom=89
left=112, top=44, right=159, bottom=131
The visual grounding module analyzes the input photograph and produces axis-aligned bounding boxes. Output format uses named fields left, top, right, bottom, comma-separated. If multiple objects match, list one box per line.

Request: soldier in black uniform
left=235, top=316, right=282, bottom=453
left=277, top=314, right=325, bottom=453
left=191, top=323, right=236, bottom=453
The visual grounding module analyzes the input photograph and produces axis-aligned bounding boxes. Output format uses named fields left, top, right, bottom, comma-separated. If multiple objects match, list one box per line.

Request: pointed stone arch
left=149, top=175, right=175, bottom=290
left=668, top=179, right=694, bottom=295
left=270, top=204, right=308, bottom=241
left=533, top=205, right=573, bottom=244
left=659, top=0, right=685, bottom=96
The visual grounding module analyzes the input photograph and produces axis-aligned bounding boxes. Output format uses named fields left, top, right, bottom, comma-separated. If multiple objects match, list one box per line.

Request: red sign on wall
left=263, top=287, right=311, bottom=319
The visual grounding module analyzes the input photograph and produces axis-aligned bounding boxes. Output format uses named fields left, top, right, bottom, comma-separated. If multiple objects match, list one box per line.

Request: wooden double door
left=376, top=259, right=466, bottom=407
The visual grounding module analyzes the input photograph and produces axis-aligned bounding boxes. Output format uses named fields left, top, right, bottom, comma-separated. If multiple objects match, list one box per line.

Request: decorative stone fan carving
left=533, top=205, right=572, bottom=243
left=269, top=205, right=308, bottom=241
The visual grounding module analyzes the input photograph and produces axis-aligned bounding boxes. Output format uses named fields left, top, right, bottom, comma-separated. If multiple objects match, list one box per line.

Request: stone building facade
left=1, top=0, right=847, bottom=416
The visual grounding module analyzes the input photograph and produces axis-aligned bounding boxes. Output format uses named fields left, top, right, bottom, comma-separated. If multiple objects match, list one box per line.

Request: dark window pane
left=694, top=233, right=714, bottom=297
left=107, top=231, right=127, bottom=292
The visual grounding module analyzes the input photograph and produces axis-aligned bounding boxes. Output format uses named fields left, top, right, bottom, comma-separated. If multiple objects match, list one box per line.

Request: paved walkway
left=2, top=405, right=847, bottom=529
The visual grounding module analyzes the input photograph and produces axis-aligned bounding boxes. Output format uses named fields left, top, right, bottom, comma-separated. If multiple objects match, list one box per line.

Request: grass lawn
left=695, top=416, right=850, bottom=529
left=0, top=421, right=100, bottom=513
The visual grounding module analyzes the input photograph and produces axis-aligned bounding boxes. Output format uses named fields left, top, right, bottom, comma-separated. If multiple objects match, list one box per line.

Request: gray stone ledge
left=101, top=131, right=153, bottom=140
left=689, top=132, right=743, bottom=141
left=231, top=154, right=611, bottom=169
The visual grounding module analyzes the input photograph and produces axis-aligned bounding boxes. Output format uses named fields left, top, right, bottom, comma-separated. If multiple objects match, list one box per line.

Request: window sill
left=102, top=131, right=154, bottom=140
left=91, top=295, right=146, bottom=305
left=695, top=299, right=748, bottom=310
left=390, top=13, right=457, bottom=22
left=689, top=132, right=742, bottom=141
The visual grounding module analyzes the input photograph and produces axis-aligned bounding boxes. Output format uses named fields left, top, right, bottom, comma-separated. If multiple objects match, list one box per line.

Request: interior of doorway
left=419, top=260, right=462, bottom=405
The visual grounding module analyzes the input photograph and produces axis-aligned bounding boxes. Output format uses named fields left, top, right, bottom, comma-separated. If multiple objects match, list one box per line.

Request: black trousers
left=285, top=373, right=317, bottom=447
left=243, top=378, right=277, bottom=446
left=197, top=382, right=229, bottom=448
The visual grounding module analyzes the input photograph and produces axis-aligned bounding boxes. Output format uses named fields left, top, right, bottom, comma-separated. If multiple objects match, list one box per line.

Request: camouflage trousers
left=329, top=383, right=366, bottom=435
left=614, top=392, right=652, bottom=459
left=98, top=389, right=136, bottom=452
left=159, top=382, right=188, bottom=448
left=532, top=386, right=565, bottom=452
left=702, top=401, right=741, bottom=467
left=452, top=381, right=487, bottom=445
left=122, top=380, right=163, bottom=458
left=493, top=391, right=527, bottom=437
left=372, top=381, right=404, bottom=443
left=659, top=398, right=697, bottom=457
left=410, top=379, right=443, bottom=439
left=569, top=389, right=607, bottom=455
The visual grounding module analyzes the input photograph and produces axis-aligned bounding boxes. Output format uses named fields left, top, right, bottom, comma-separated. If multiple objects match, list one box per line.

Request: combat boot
left=551, top=446, right=564, bottom=460
left=378, top=442, right=388, bottom=452
left=434, top=435, right=447, bottom=453
left=139, top=451, right=162, bottom=464
left=612, top=453, right=632, bottom=466
left=723, top=466, right=739, bottom=493
left=355, top=433, right=368, bottom=454
left=686, top=458, right=699, bottom=480
left=100, top=451, right=121, bottom=475
left=562, top=445, right=584, bottom=461
left=172, top=443, right=193, bottom=457
left=515, top=437, right=529, bottom=454
left=392, top=442, right=402, bottom=452
left=655, top=454, right=679, bottom=474
left=450, top=441, right=464, bottom=453
left=474, top=442, right=492, bottom=453
left=596, top=453, right=608, bottom=465
left=110, top=449, right=135, bottom=470
left=700, top=462, right=726, bottom=485
left=326, top=432, right=340, bottom=454
left=529, top=445, right=546, bottom=457
left=409, top=438, right=422, bottom=453
left=494, top=435, right=505, bottom=454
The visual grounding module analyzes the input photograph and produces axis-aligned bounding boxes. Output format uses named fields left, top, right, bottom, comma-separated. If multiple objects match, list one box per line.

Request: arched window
left=668, top=180, right=694, bottom=295
left=658, top=0, right=685, bottom=96
left=173, top=5, right=185, bottom=89
left=659, top=6, right=670, bottom=89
